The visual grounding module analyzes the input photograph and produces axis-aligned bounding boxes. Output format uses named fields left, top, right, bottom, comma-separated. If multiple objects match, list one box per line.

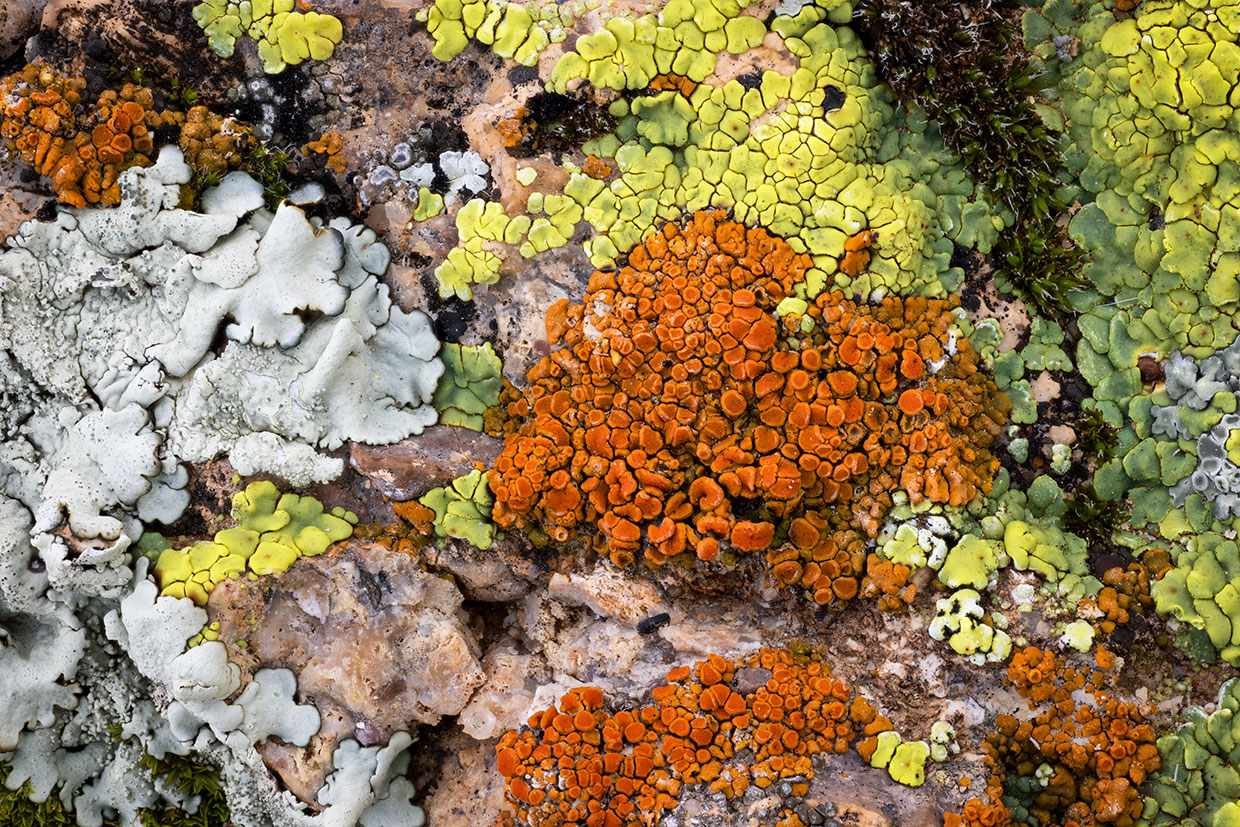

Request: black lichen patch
left=434, top=300, right=477, bottom=343
left=507, top=64, right=540, bottom=86
left=821, top=84, right=845, bottom=111
left=505, top=91, right=618, bottom=159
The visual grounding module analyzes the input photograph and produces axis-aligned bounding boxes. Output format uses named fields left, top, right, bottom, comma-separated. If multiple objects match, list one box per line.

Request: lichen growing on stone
left=149, top=480, right=357, bottom=604
left=193, top=0, right=344, bottom=74
left=495, top=648, right=874, bottom=825
left=489, top=211, right=1009, bottom=603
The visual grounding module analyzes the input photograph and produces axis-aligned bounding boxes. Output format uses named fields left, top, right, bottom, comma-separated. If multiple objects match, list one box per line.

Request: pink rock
left=207, top=541, right=485, bottom=799
left=349, top=426, right=502, bottom=500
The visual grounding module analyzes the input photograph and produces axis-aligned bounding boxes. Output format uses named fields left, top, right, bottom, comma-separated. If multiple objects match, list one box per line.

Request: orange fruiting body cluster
left=181, top=105, right=257, bottom=178
left=489, top=210, right=1008, bottom=604
left=304, top=130, right=346, bottom=173
left=0, top=63, right=181, bottom=207
left=581, top=155, right=611, bottom=180
left=649, top=73, right=698, bottom=97
left=839, top=229, right=874, bottom=277
left=0, top=62, right=260, bottom=207
left=1084, top=562, right=1154, bottom=635
left=945, top=646, right=1160, bottom=827
left=495, top=648, right=867, bottom=827
left=861, top=551, right=917, bottom=611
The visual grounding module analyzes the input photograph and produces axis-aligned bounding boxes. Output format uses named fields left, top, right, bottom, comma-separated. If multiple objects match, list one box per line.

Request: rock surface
left=206, top=541, right=485, bottom=797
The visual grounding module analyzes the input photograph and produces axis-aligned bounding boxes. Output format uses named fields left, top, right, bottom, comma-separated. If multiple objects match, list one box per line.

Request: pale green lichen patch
left=433, top=343, right=504, bottom=430
left=420, top=469, right=496, bottom=549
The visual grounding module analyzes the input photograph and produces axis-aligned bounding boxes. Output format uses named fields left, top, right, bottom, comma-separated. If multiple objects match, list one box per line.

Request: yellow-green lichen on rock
left=193, top=0, right=343, bottom=74
left=422, top=0, right=1007, bottom=303
left=1025, top=0, right=1240, bottom=360
left=149, top=480, right=357, bottom=605
left=419, top=0, right=587, bottom=64
left=432, top=342, right=504, bottom=430
left=420, top=469, right=495, bottom=549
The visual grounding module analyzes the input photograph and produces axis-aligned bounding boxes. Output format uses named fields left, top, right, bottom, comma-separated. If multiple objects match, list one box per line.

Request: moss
left=0, top=766, right=75, bottom=827
left=1062, top=483, right=1130, bottom=548
left=137, top=753, right=231, bottom=827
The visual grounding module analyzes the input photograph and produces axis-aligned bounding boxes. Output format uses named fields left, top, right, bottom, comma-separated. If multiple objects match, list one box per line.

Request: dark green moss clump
left=138, top=753, right=232, bottom=827
left=1063, top=483, right=1130, bottom=549
left=851, top=0, right=1060, bottom=215
left=1071, top=407, right=1119, bottom=465
left=504, top=91, right=618, bottom=158
left=851, top=0, right=1085, bottom=319
left=0, top=766, right=76, bottom=827
left=991, top=221, right=1086, bottom=322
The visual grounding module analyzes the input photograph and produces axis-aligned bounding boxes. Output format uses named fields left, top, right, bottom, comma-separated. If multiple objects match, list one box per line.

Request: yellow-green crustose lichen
left=420, top=0, right=594, bottom=64
left=1024, top=0, right=1240, bottom=386
left=421, top=0, right=1007, bottom=303
left=432, top=342, right=504, bottom=430
left=193, top=0, right=343, bottom=74
left=146, top=480, right=357, bottom=605
left=420, top=469, right=495, bottom=549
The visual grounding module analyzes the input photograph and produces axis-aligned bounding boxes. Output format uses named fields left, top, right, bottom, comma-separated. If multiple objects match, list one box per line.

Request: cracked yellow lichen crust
left=423, top=0, right=1006, bottom=302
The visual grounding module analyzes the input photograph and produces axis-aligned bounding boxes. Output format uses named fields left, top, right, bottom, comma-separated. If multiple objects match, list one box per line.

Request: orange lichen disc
left=494, top=648, right=878, bottom=827
left=489, top=210, right=1009, bottom=604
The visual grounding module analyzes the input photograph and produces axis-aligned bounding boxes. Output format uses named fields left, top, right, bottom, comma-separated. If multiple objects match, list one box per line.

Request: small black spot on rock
left=822, top=85, right=845, bottom=111
left=526, top=91, right=578, bottom=122
left=637, top=612, right=670, bottom=635
left=737, top=72, right=762, bottom=89
left=35, top=200, right=58, bottom=221
left=154, top=124, right=181, bottom=145
left=507, top=65, right=540, bottom=86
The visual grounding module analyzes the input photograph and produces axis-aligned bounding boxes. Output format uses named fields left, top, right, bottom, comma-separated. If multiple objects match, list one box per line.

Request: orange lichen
left=649, top=73, right=698, bottom=97
left=181, top=105, right=256, bottom=178
left=945, top=646, right=1160, bottom=827
left=0, top=63, right=181, bottom=207
left=497, top=114, right=531, bottom=148
left=839, top=229, right=873, bottom=277
left=581, top=155, right=612, bottom=180
left=1077, top=561, right=1154, bottom=636
left=860, top=552, right=916, bottom=612
left=351, top=500, right=436, bottom=557
left=488, top=211, right=1008, bottom=604
left=0, top=62, right=258, bottom=207
left=304, top=130, right=346, bottom=173
left=495, top=648, right=872, bottom=827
